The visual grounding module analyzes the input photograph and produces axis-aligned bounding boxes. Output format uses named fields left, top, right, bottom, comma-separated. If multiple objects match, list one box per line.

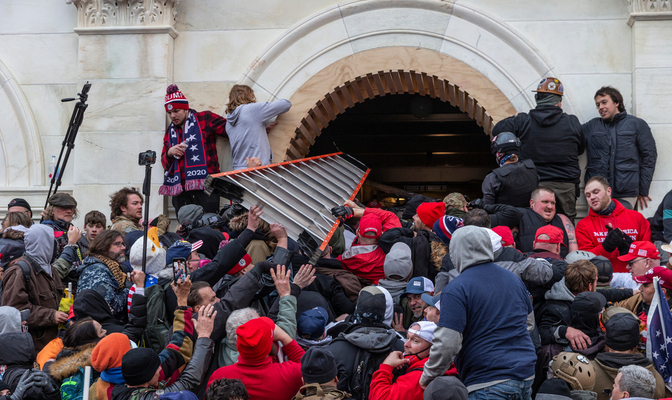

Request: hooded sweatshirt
left=539, top=278, right=575, bottom=345
left=225, top=99, right=291, bottom=170
left=25, top=224, right=54, bottom=275
left=0, top=306, right=22, bottom=334
left=421, top=226, right=536, bottom=391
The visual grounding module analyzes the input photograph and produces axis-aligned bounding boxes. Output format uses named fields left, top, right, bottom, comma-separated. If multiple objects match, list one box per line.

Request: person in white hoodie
left=224, top=85, right=291, bottom=170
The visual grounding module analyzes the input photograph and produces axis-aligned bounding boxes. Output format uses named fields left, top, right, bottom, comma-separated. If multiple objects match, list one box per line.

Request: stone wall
left=0, top=0, right=669, bottom=224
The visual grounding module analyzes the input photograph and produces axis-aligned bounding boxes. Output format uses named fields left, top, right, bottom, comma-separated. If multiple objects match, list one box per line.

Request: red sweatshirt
left=338, top=208, right=402, bottom=284
left=207, top=340, right=305, bottom=400
left=576, top=200, right=651, bottom=273
left=369, top=358, right=458, bottom=400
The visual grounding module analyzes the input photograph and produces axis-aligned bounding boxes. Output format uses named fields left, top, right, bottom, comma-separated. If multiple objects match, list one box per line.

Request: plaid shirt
left=161, top=109, right=227, bottom=186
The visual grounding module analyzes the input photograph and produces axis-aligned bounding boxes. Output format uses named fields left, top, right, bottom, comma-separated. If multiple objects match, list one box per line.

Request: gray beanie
left=384, top=242, right=412, bottom=281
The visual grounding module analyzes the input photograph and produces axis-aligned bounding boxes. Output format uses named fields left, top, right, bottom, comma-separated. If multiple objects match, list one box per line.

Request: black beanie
left=537, top=378, right=572, bottom=400
left=121, top=348, right=161, bottom=386
left=605, top=313, right=640, bottom=351
left=300, top=347, right=338, bottom=385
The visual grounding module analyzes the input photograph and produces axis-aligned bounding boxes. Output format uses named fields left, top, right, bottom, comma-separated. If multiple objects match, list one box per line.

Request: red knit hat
left=164, top=84, right=189, bottom=111
left=236, top=316, right=275, bottom=362
left=416, top=202, right=445, bottom=228
left=90, top=333, right=132, bottom=372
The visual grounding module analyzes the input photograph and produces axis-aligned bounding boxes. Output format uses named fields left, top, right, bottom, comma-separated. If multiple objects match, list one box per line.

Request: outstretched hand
left=293, top=264, right=316, bottom=289
left=270, top=264, right=291, bottom=298
left=247, top=205, right=263, bottom=232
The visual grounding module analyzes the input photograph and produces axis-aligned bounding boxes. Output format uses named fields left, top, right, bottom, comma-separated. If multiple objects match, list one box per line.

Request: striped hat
left=433, top=215, right=464, bottom=246
left=165, top=84, right=189, bottom=111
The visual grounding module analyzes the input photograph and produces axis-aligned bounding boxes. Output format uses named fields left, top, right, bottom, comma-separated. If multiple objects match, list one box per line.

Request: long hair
left=88, top=230, right=121, bottom=256
left=63, top=317, right=101, bottom=348
left=44, top=204, right=79, bottom=222
left=2, top=211, right=32, bottom=231
left=225, top=85, right=256, bottom=115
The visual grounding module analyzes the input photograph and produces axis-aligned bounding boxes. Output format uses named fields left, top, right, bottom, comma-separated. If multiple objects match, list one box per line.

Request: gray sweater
left=226, top=99, right=291, bottom=170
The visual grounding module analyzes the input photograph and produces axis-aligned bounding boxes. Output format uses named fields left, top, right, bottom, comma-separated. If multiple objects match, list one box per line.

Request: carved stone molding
left=628, top=0, right=672, bottom=25
left=66, top=0, right=179, bottom=36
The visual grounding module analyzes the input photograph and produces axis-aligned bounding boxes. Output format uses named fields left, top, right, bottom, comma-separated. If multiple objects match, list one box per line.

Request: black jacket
left=583, top=111, right=657, bottom=197
left=493, top=105, right=585, bottom=183
left=72, top=289, right=147, bottom=343
left=482, top=159, right=539, bottom=208
left=0, top=332, right=60, bottom=400
left=516, top=208, right=571, bottom=258
left=651, top=189, right=672, bottom=242
left=378, top=228, right=445, bottom=282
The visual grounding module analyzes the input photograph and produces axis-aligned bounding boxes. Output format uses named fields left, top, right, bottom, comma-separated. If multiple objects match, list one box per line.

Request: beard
left=108, top=250, right=126, bottom=263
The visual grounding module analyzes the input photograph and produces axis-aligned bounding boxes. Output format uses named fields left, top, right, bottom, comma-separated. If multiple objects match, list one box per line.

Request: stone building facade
left=0, top=0, right=670, bottom=223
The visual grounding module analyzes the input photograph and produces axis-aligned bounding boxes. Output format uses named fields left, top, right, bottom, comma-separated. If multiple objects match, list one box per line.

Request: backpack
left=143, top=281, right=173, bottom=353
left=331, top=338, right=394, bottom=400
left=16, top=260, right=35, bottom=302
left=60, top=366, right=93, bottom=400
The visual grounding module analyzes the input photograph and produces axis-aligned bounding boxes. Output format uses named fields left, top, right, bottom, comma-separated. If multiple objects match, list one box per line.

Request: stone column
left=628, top=0, right=672, bottom=216
left=67, top=0, right=179, bottom=223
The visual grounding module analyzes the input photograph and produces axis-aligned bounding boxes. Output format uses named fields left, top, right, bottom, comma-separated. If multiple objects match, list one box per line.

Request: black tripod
left=138, top=150, right=157, bottom=275
left=44, top=82, right=92, bottom=209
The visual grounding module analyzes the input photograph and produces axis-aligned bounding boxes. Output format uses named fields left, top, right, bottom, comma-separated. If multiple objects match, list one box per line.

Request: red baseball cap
left=618, top=241, right=660, bottom=262
left=228, top=253, right=252, bottom=275
left=632, top=266, right=672, bottom=290
left=358, top=214, right=382, bottom=239
left=492, top=226, right=514, bottom=247
left=534, top=225, right=566, bottom=246
left=236, top=316, right=275, bottom=361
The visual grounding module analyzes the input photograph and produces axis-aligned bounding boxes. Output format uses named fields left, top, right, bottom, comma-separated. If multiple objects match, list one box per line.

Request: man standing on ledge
left=493, top=77, right=585, bottom=222
left=160, top=84, right=226, bottom=214
left=582, top=86, right=657, bottom=210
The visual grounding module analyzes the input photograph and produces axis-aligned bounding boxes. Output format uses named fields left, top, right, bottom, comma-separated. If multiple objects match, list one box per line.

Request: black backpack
left=331, top=337, right=396, bottom=400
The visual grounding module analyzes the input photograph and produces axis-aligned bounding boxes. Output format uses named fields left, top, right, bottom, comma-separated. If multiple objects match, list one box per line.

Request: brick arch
left=285, top=69, right=494, bottom=160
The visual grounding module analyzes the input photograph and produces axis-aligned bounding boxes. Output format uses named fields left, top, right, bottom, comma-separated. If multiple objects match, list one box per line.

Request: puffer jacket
left=593, top=352, right=668, bottom=400
left=47, top=342, right=98, bottom=384
left=583, top=111, right=657, bottom=198
left=0, top=332, right=60, bottom=400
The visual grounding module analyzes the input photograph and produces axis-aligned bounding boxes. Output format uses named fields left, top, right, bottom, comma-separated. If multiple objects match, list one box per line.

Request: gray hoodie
left=449, top=226, right=494, bottom=273
left=225, top=99, right=291, bottom=170
left=25, top=224, right=55, bottom=275
left=545, top=278, right=575, bottom=302
left=0, top=306, right=21, bottom=334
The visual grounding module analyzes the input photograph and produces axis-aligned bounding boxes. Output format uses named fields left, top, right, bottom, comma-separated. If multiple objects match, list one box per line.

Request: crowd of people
left=0, top=78, right=669, bottom=400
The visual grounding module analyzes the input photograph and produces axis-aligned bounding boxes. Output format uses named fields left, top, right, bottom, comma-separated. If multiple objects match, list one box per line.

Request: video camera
left=139, top=150, right=156, bottom=166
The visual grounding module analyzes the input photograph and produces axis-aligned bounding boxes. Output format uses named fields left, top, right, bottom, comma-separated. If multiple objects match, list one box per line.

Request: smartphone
left=173, top=258, right=187, bottom=283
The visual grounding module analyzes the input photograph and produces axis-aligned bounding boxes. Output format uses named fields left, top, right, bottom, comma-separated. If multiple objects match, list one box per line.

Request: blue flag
left=646, top=277, right=672, bottom=382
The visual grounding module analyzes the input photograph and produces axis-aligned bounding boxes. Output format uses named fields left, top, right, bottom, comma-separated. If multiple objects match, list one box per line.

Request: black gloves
left=468, top=198, right=485, bottom=209
left=602, top=225, right=633, bottom=255
left=10, top=371, right=34, bottom=400
left=330, top=206, right=353, bottom=220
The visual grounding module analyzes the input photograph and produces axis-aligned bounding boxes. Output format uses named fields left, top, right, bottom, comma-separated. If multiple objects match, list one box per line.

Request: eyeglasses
left=113, top=241, right=125, bottom=247
left=627, top=258, right=647, bottom=267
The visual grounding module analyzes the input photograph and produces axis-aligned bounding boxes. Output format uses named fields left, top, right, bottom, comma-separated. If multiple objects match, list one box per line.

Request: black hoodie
left=493, top=104, right=585, bottom=183
left=72, top=289, right=147, bottom=342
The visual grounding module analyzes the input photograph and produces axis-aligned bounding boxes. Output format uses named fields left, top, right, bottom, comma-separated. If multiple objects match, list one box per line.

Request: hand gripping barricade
left=204, top=153, right=370, bottom=265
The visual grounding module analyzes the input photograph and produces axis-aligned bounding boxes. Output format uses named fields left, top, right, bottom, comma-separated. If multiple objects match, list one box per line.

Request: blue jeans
left=468, top=379, right=533, bottom=400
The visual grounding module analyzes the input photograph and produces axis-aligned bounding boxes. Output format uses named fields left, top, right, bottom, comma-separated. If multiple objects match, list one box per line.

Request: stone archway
left=0, top=59, right=43, bottom=187
left=286, top=68, right=495, bottom=160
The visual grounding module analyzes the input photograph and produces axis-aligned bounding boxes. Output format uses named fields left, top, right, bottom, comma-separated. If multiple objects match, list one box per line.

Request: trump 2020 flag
left=646, top=276, right=672, bottom=383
